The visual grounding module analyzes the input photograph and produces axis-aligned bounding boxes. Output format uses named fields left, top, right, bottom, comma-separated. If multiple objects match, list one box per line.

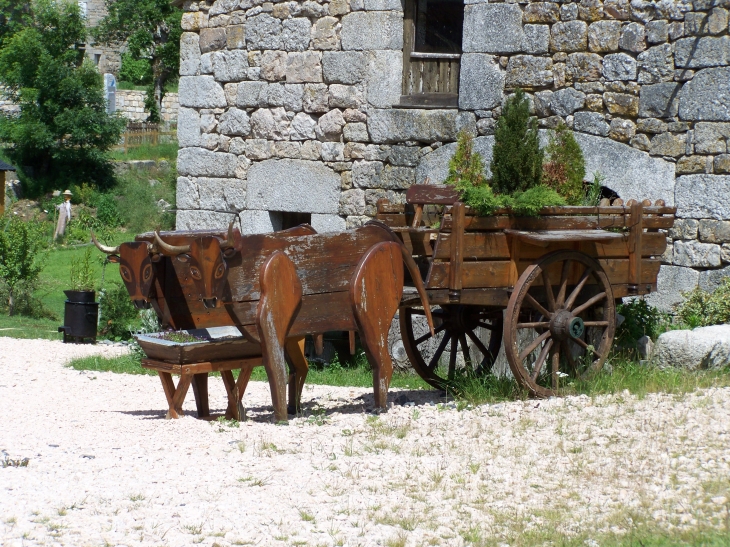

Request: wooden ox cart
left=95, top=223, right=432, bottom=422
left=376, top=185, right=676, bottom=397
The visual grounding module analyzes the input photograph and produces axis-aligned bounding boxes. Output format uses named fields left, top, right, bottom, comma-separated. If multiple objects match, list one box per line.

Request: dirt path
left=1, top=337, right=729, bottom=546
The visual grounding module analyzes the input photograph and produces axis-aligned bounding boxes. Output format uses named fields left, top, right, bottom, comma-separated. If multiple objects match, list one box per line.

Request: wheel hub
left=550, top=309, right=584, bottom=341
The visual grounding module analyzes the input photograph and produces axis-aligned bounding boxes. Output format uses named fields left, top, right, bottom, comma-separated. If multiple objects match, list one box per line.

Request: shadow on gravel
left=111, top=389, right=446, bottom=423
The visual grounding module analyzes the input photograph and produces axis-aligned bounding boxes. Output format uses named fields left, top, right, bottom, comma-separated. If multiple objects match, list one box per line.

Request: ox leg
left=256, top=251, right=302, bottom=423
left=350, top=242, right=404, bottom=411
left=191, top=373, right=210, bottom=418
left=285, top=337, right=309, bottom=415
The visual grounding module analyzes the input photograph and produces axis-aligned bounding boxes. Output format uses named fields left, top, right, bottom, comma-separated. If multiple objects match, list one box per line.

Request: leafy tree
left=490, top=88, right=543, bottom=195
left=0, top=215, right=47, bottom=316
left=94, top=0, right=182, bottom=123
left=0, top=1, right=32, bottom=43
left=0, top=0, right=125, bottom=196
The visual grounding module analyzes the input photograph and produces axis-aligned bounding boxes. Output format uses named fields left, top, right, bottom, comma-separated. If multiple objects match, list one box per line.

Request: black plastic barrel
left=58, top=290, right=98, bottom=343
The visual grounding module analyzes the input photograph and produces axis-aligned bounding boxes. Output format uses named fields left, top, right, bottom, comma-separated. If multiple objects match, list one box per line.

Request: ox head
left=91, top=232, right=160, bottom=309
left=154, top=223, right=237, bottom=309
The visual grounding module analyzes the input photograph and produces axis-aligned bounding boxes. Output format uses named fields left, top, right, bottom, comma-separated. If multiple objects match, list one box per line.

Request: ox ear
left=223, top=247, right=236, bottom=259
left=107, top=255, right=121, bottom=264
left=150, top=253, right=162, bottom=263
left=176, top=254, right=191, bottom=263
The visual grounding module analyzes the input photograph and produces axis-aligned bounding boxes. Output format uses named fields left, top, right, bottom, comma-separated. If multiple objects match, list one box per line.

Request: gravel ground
left=1, top=337, right=730, bottom=547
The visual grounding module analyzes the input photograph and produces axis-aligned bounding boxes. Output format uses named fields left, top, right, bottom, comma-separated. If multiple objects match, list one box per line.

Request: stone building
left=174, top=0, right=730, bottom=310
left=78, top=0, right=123, bottom=75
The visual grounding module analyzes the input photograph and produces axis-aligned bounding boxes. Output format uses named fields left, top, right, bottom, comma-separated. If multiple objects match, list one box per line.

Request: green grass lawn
left=67, top=351, right=433, bottom=390
left=110, top=141, right=178, bottom=162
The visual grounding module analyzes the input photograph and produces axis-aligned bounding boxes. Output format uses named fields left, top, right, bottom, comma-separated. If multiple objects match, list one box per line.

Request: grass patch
left=67, top=354, right=154, bottom=376
left=110, top=141, right=179, bottom=162
left=451, top=355, right=730, bottom=406
left=65, top=350, right=431, bottom=390
left=0, top=315, right=63, bottom=340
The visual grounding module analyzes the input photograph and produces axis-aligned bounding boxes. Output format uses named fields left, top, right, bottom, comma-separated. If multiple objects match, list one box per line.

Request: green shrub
left=584, top=171, right=605, bottom=207
left=490, top=89, right=543, bottom=195
left=118, top=53, right=152, bottom=86
left=676, top=278, right=730, bottom=328
left=94, top=194, right=123, bottom=228
left=542, top=124, right=586, bottom=206
left=115, top=166, right=176, bottom=233
left=99, top=281, right=140, bottom=340
left=616, top=298, right=668, bottom=345
left=445, top=131, right=565, bottom=216
left=0, top=215, right=47, bottom=315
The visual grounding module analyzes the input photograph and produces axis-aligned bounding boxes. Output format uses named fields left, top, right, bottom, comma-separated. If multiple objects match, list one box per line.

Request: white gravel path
left=1, top=337, right=730, bottom=547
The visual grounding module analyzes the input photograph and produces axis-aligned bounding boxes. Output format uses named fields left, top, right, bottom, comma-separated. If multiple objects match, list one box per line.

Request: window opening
left=269, top=211, right=311, bottom=231
left=402, top=0, right=464, bottom=107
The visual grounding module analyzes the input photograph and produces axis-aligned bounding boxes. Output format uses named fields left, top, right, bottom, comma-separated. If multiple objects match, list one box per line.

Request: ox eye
left=143, top=264, right=153, bottom=282
left=190, top=266, right=202, bottom=280
left=120, top=266, right=132, bottom=283
left=214, top=263, right=226, bottom=279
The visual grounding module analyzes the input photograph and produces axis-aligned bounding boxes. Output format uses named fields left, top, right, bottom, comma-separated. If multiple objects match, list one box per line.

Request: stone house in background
left=173, top=0, right=730, bottom=311
left=77, top=0, right=123, bottom=75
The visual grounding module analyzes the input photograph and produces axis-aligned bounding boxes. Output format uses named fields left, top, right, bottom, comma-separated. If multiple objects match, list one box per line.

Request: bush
left=115, top=166, right=176, bottom=233
left=99, top=281, right=140, bottom=340
left=94, top=194, right=123, bottom=228
left=118, top=53, right=152, bottom=86
left=445, top=131, right=565, bottom=217
left=616, top=298, right=667, bottom=345
left=542, top=125, right=586, bottom=206
left=676, top=278, right=730, bottom=328
left=0, top=215, right=48, bottom=315
left=490, top=89, right=543, bottom=195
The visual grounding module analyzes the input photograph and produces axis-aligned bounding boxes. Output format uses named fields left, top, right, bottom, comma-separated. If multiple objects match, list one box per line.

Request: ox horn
left=154, top=231, right=191, bottom=255
left=91, top=231, right=120, bottom=255
left=220, top=221, right=236, bottom=249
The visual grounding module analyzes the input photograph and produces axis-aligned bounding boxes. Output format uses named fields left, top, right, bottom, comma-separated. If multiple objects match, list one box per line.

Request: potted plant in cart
left=58, top=248, right=99, bottom=343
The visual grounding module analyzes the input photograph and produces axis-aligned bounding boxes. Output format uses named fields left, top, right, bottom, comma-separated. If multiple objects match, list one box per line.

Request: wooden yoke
left=449, top=201, right=465, bottom=302
left=256, top=251, right=303, bottom=422
left=627, top=200, right=644, bottom=294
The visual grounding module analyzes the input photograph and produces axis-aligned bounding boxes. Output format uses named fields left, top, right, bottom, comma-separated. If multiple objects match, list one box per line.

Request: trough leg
left=158, top=371, right=192, bottom=419
left=191, top=373, right=210, bottom=418
left=256, top=251, right=302, bottom=423
left=222, top=365, right=253, bottom=421
left=350, top=242, right=404, bottom=410
left=285, top=337, right=309, bottom=415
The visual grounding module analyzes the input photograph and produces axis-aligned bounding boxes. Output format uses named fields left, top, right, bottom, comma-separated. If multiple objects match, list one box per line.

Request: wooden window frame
left=400, top=0, right=461, bottom=109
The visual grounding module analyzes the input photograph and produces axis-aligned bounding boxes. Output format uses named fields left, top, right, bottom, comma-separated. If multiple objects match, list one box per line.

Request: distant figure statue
left=54, top=189, right=73, bottom=241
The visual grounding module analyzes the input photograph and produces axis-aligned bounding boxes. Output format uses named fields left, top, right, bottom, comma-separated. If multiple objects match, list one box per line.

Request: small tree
left=94, top=0, right=182, bottom=123
left=0, top=216, right=46, bottom=316
left=543, top=124, right=586, bottom=206
left=0, top=1, right=31, bottom=43
left=0, top=0, right=125, bottom=196
left=490, top=89, right=543, bottom=195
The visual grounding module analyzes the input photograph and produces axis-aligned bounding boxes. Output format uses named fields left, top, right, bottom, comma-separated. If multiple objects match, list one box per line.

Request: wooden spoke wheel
left=400, top=304, right=503, bottom=390
left=504, top=250, right=616, bottom=398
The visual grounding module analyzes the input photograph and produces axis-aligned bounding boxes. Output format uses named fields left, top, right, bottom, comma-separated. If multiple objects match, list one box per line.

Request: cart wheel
left=400, top=305, right=503, bottom=390
left=504, top=250, right=616, bottom=398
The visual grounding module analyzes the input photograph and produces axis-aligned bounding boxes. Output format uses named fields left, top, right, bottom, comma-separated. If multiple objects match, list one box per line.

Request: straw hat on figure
left=54, top=189, right=73, bottom=241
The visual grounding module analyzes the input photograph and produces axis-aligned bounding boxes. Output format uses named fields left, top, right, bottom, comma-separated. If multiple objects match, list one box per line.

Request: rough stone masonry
left=175, top=0, right=730, bottom=312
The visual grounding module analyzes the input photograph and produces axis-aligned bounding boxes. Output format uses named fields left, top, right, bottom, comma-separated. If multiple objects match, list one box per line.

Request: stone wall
left=175, top=0, right=730, bottom=310
left=116, top=90, right=180, bottom=123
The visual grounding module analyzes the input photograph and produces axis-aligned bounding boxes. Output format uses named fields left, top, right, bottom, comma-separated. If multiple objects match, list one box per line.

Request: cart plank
left=506, top=229, right=628, bottom=246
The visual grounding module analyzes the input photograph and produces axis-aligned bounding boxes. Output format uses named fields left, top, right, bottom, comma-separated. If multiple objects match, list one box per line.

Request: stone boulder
left=651, top=324, right=730, bottom=370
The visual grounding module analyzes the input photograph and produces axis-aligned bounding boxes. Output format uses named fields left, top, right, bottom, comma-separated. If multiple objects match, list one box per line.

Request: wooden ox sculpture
left=154, top=221, right=434, bottom=422
left=92, top=226, right=315, bottom=418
